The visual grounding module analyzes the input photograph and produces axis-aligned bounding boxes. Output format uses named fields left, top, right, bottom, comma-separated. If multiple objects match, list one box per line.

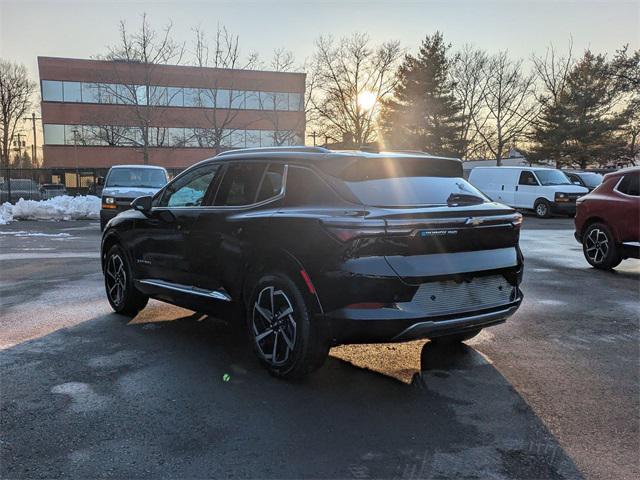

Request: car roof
left=191, top=146, right=461, bottom=168
left=109, top=164, right=167, bottom=170
left=472, top=166, right=555, bottom=170
left=604, top=166, right=640, bottom=179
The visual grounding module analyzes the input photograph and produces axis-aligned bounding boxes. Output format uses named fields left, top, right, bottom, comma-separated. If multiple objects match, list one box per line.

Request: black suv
left=101, top=147, right=524, bottom=378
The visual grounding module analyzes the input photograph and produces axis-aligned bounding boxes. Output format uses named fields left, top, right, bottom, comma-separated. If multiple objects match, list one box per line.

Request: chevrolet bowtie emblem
left=466, top=217, right=484, bottom=226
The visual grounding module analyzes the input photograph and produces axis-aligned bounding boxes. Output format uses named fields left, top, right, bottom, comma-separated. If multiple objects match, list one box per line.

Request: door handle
left=176, top=224, right=182, bottom=231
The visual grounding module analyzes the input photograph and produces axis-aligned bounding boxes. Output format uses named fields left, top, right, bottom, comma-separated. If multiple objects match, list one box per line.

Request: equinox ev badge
left=419, top=229, right=459, bottom=237
left=466, top=217, right=485, bottom=226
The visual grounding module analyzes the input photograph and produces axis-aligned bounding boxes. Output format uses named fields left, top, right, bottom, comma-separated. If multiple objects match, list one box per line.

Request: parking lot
left=1, top=217, right=638, bottom=479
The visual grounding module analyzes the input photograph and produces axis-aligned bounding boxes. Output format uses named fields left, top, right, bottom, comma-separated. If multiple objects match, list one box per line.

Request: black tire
left=246, top=272, right=329, bottom=379
left=582, top=223, right=622, bottom=270
left=534, top=198, right=552, bottom=218
left=431, top=328, right=481, bottom=344
left=104, top=245, right=149, bottom=316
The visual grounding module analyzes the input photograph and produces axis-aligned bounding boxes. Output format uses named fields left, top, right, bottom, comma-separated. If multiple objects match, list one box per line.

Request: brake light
left=321, top=219, right=386, bottom=242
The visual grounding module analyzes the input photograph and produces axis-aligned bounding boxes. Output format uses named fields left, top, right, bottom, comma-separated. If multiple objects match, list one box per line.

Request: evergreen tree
left=380, top=32, right=466, bottom=157
left=530, top=51, right=626, bottom=169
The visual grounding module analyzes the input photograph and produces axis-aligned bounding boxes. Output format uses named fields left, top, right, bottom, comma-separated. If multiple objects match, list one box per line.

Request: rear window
left=330, top=157, right=484, bottom=207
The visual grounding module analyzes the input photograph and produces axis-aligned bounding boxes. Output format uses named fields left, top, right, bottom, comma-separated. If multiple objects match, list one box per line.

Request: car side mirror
left=131, top=195, right=153, bottom=214
left=97, top=176, right=105, bottom=186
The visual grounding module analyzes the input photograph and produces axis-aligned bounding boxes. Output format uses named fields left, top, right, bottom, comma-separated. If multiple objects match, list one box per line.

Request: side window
left=284, top=166, right=343, bottom=206
left=256, top=163, right=285, bottom=203
left=519, top=171, right=538, bottom=186
left=214, top=163, right=267, bottom=206
left=617, top=173, right=640, bottom=196
left=158, top=164, right=219, bottom=207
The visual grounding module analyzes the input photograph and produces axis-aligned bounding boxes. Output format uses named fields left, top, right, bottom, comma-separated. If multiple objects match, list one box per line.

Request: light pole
left=72, top=128, right=80, bottom=195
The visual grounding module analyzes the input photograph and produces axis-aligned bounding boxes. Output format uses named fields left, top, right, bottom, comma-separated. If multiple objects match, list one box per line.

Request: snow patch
left=0, top=196, right=100, bottom=224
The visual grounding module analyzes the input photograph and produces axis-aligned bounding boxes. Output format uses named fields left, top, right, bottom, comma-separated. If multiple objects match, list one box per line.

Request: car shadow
left=1, top=308, right=583, bottom=480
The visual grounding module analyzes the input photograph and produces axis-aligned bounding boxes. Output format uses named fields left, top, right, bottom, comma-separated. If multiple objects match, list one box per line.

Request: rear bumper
left=325, top=294, right=522, bottom=344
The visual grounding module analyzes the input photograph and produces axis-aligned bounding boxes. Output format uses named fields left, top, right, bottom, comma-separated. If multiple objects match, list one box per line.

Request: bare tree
left=0, top=60, right=36, bottom=172
left=309, top=33, right=402, bottom=146
left=475, top=52, right=538, bottom=164
left=450, top=45, right=490, bottom=159
left=96, top=13, right=185, bottom=163
left=532, top=40, right=574, bottom=107
left=190, top=25, right=258, bottom=150
left=256, top=48, right=311, bottom=147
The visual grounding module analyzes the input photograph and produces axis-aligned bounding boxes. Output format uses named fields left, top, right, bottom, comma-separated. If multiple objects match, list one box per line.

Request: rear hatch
left=319, top=155, right=522, bottom=284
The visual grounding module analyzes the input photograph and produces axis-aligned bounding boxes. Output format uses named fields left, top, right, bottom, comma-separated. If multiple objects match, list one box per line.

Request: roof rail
left=216, top=146, right=330, bottom=157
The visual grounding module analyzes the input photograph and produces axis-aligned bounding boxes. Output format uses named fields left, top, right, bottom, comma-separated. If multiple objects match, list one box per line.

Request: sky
left=0, top=0, right=638, bottom=148
left=1, top=0, right=639, bottom=82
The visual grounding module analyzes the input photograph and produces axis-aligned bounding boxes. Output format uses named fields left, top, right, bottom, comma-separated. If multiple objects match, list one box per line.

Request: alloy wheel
left=105, top=254, right=127, bottom=306
left=252, top=286, right=297, bottom=366
left=585, top=228, right=609, bottom=264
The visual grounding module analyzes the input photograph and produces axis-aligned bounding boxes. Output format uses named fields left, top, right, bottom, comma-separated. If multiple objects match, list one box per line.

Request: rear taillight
left=321, top=219, right=386, bottom=242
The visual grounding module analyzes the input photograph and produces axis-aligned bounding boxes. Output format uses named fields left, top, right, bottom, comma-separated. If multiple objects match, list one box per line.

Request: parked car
left=564, top=171, right=603, bottom=192
left=101, top=147, right=524, bottom=379
left=574, top=167, right=639, bottom=270
left=100, top=165, right=168, bottom=230
left=0, top=179, right=41, bottom=203
left=469, top=166, right=589, bottom=218
left=40, top=183, right=68, bottom=199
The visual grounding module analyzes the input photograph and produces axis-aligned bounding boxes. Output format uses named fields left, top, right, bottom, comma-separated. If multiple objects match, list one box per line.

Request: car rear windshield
left=579, top=172, right=603, bottom=188
left=106, top=168, right=167, bottom=188
left=326, top=157, right=486, bottom=207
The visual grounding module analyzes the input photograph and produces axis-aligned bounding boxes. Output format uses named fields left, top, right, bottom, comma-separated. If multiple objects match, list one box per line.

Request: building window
left=289, top=93, right=303, bottom=111
left=43, top=124, right=65, bottom=144
left=215, top=89, right=230, bottom=108
left=245, top=91, right=260, bottom=110
left=229, top=90, right=245, bottom=109
left=246, top=130, right=261, bottom=147
left=167, top=87, right=184, bottom=107
left=81, top=83, right=101, bottom=103
left=64, top=125, right=82, bottom=145
left=261, top=130, right=276, bottom=147
left=168, top=128, right=186, bottom=147
left=42, top=80, right=63, bottom=102
left=63, top=81, right=82, bottom=102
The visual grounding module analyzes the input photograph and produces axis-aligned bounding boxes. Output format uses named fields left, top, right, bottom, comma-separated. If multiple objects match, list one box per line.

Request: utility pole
left=23, top=113, right=42, bottom=166
left=307, top=131, right=317, bottom=147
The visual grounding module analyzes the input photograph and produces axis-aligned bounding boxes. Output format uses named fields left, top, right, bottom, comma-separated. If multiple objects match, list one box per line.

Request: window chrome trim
left=152, top=163, right=288, bottom=211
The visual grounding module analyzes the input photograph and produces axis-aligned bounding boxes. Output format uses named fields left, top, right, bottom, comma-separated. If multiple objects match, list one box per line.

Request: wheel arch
left=240, top=248, right=325, bottom=316
left=101, top=231, right=122, bottom=272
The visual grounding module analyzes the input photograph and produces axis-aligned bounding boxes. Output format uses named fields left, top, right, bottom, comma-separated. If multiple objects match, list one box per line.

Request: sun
left=357, top=91, right=377, bottom=111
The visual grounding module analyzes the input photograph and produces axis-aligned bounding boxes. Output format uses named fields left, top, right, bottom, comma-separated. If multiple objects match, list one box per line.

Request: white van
left=468, top=167, right=589, bottom=218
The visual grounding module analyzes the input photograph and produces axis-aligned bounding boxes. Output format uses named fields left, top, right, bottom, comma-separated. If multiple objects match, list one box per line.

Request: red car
left=574, top=167, right=640, bottom=269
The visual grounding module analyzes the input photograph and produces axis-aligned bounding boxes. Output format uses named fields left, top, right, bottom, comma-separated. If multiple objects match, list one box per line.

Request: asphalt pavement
left=1, top=216, right=638, bottom=479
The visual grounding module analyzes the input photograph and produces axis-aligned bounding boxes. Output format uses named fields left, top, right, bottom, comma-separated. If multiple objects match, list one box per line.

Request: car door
left=133, top=163, right=221, bottom=286
left=514, top=171, right=540, bottom=208
left=187, top=161, right=285, bottom=298
left=614, top=172, right=640, bottom=241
